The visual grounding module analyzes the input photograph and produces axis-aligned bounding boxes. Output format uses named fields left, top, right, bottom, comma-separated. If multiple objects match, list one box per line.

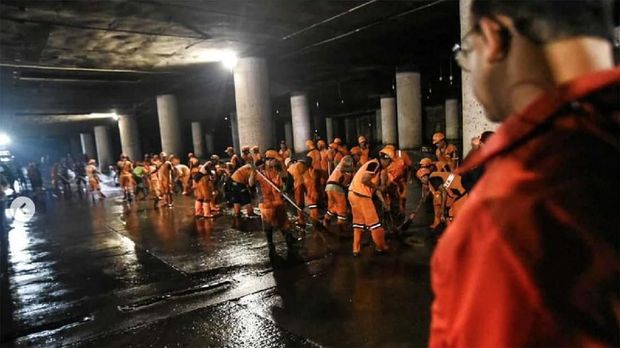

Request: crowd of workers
left=27, top=131, right=477, bottom=257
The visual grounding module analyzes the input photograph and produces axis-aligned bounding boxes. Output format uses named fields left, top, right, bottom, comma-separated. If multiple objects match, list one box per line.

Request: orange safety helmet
left=264, top=149, right=280, bottom=160
left=379, top=146, right=395, bottom=160
left=432, top=132, right=445, bottom=145
left=416, top=167, right=431, bottom=178
left=419, top=158, right=434, bottom=167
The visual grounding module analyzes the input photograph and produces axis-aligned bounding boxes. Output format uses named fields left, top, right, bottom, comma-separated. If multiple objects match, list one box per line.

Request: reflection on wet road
left=1, top=186, right=434, bottom=347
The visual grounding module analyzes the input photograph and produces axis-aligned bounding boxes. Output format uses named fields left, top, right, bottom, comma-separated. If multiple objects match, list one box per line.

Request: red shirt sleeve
left=430, top=208, right=550, bottom=348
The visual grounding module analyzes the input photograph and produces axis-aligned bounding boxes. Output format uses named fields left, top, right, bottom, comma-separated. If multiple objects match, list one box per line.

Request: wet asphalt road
left=1, top=181, right=435, bottom=347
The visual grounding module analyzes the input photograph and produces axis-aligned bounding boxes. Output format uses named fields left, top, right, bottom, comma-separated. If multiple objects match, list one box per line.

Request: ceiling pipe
left=0, top=15, right=208, bottom=40
left=17, top=77, right=141, bottom=83
left=280, top=0, right=448, bottom=59
left=281, top=0, right=380, bottom=40
left=0, top=62, right=181, bottom=75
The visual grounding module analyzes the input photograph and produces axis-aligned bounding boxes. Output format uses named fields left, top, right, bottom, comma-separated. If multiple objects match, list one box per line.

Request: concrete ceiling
left=0, top=0, right=461, bottom=128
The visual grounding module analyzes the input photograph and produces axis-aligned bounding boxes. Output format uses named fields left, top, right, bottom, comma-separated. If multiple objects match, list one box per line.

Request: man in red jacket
left=430, top=1, right=619, bottom=347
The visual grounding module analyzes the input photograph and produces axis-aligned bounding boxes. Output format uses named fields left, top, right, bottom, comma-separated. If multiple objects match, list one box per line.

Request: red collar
left=458, top=67, right=620, bottom=173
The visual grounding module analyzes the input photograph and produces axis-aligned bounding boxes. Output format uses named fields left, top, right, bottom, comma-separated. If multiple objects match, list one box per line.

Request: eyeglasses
left=452, top=24, right=479, bottom=72
left=453, top=19, right=512, bottom=73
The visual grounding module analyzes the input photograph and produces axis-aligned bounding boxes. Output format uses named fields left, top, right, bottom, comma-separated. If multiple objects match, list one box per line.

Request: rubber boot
left=371, top=227, right=388, bottom=253
left=265, top=229, right=276, bottom=255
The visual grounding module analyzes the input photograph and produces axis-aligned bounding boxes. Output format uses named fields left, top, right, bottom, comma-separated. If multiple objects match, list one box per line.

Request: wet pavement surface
left=1, top=180, right=435, bottom=347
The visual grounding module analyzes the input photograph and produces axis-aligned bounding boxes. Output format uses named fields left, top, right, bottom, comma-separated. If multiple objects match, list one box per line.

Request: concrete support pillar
left=344, top=118, right=356, bottom=146
left=284, top=122, right=293, bottom=149
left=396, top=71, right=422, bottom=149
left=460, top=0, right=498, bottom=154
left=191, top=122, right=205, bottom=158
left=156, top=94, right=183, bottom=155
left=374, top=110, right=382, bottom=144
left=94, top=126, right=113, bottom=172
left=205, top=131, right=214, bottom=155
left=118, top=115, right=142, bottom=161
left=290, top=92, right=311, bottom=154
left=325, top=118, right=334, bottom=143
left=80, top=133, right=96, bottom=159
left=233, top=57, right=273, bottom=151
left=445, top=99, right=459, bottom=141
left=380, top=97, right=398, bottom=145
left=230, top=112, right=240, bottom=153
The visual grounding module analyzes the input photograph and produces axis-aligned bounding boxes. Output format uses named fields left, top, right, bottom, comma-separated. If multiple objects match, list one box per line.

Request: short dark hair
left=471, top=0, right=615, bottom=44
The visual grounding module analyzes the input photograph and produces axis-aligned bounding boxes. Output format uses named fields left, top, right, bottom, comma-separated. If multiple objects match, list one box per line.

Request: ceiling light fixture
left=220, top=50, right=238, bottom=70
left=0, top=133, right=11, bottom=146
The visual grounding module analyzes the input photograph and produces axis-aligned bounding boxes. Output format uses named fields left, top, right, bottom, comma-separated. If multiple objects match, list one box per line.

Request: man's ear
left=478, top=17, right=506, bottom=63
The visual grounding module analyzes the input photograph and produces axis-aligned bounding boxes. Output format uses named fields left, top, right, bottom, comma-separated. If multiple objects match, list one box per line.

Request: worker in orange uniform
left=279, top=141, right=291, bottom=160
left=317, top=139, right=330, bottom=186
left=86, top=159, right=106, bottom=201
left=348, top=147, right=393, bottom=256
left=225, top=147, right=240, bottom=171
left=229, top=161, right=257, bottom=217
left=417, top=158, right=434, bottom=197
left=306, top=139, right=324, bottom=196
left=328, top=138, right=349, bottom=168
left=383, top=145, right=412, bottom=216
left=251, top=146, right=263, bottom=163
left=148, top=155, right=161, bottom=207
left=323, top=155, right=355, bottom=235
left=287, top=156, right=319, bottom=226
left=428, top=171, right=468, bottom=230
left=240, top=145, right=253, bottom=165
left=117, top=154, right=135, bottom=202
left=350, top=136, right=370, bottom=165
left=158, top=153, right=175, bottom=208
left=188, top=153, right=200, bottom=190
left=432, top=132, right=458, bottom=171
left=193, top=162, right=217, bottom=219
left=255, top=152, right=297, bottom=255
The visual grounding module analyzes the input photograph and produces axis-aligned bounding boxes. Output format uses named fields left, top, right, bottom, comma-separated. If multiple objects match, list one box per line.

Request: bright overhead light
left=221, top=50, right=238, bottom=70
left=0, top=133, right=10, bottom=146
